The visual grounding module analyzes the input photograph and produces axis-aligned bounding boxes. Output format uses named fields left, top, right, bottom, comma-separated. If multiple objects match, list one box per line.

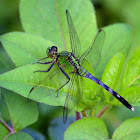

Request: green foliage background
left=0, top=0, right=140, bottom=139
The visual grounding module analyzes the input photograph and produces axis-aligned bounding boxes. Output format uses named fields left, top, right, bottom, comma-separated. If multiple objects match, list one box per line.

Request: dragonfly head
left=46, top=46, right=58, bottom=58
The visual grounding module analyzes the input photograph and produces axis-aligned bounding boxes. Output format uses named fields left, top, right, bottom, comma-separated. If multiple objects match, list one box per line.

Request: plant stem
left=11, top=121, right=14, bottom=130
left=90, top=109, right=96, bottom=117
left=1, top=120, right=15, bottom=133
left=76, top=112, right=81, bottom=120
left=96, top=105, right=109, bottom=118
left=81, top=110, right=87, bottom=118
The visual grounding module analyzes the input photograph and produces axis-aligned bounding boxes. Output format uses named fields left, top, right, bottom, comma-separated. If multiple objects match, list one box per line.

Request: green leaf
left=20, top=0, right=97, bottom=53
left=0, top=89, right=38, bottom=132
left=101, top=51, right=126, bottom=103
left=119, top=47, right=140, bottom=106
left=95, top=24, right=132, bottom=77
left=101, top=49, right=140, bottom=106
left=64, top=117, right=108, bottom=140
left=112, top=117, right=140, bottom=140
left=6, top=132, right=33, bottom=140
left=0, top=32, right=55, bottom=67
left=0, top=123, right=9, bottom=140
left=121, top=47, right=140, bottom=89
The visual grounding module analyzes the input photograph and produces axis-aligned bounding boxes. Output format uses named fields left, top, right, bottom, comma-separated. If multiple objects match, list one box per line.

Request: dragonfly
left=29, top=10, right=134, bottom=123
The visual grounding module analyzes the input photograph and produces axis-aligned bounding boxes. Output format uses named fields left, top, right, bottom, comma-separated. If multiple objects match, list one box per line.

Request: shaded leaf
left=0, top=46, right=15, bottom=74
left=0, top=89, right=38, bottom=132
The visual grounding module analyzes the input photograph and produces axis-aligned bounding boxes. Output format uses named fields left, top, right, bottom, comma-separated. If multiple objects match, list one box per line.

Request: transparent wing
left=63, top=73, right=75, bottom=123
left=28, top=64, right=69, bottom=102
left=66, top=10, right=81, bottom=58
left=63, top=73, right=84, bottom=123
left=80, top=29, right=105, bottom=71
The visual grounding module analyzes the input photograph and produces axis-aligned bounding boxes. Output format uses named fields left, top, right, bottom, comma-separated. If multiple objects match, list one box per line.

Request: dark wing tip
left=63, top=117, right=67, bottom=124
left=63, top=106, right=68, bottom=124
left=29, top=87, right=34, bottom=93
left=98, top=28, right=102, bottom=32
left=66, top=9, right=68, bottom=14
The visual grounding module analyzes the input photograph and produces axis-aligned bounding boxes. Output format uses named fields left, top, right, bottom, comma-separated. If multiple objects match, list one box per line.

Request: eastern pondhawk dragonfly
left=29, top=10, right=134, bottom=123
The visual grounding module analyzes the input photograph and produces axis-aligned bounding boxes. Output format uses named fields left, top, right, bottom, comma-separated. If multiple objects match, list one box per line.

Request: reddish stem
left=76, top=112, right=81, bottom=120
left=1, top=120, right=15, bottom=133
left=81, top=110, right=88, bottom=118
left=96, top=105, right=109, bottom=118
left=11, top=121, right=14, bottom=130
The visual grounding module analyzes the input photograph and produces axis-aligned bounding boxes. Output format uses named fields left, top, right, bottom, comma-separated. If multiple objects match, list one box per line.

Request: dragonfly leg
left=38, top=57, right=49, bottom=61
left=34, top=62, right=55, bottom=73
left=34, top=61, right=53, bottom=64
left=33, top=60, right=53, bottom=64
left=33, top=57, right=50, bottom=64
left=57, top=63, right=70, bottom=97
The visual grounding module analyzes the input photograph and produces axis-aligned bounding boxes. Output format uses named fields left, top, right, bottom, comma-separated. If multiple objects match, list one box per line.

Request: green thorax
left=58, top=51, right=71, bottom=66
left=58, top=51, right=81, bottom=69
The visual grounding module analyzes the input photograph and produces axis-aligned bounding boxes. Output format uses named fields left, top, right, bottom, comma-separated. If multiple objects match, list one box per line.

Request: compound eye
left=54, top=47, right=58, bottom=52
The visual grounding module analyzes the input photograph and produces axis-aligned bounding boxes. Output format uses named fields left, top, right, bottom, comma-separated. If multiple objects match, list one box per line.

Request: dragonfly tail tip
left=131, top=107, right=135, bottom=111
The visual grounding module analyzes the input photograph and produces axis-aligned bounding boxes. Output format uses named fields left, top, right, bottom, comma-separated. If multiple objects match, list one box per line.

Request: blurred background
left=0, top=0, right=140, bottom=139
